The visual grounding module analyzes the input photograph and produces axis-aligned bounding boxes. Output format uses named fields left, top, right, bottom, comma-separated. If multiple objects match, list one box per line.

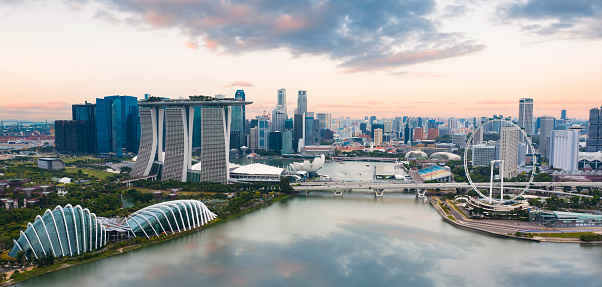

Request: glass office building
left=96, top=95, right=140, bottom=157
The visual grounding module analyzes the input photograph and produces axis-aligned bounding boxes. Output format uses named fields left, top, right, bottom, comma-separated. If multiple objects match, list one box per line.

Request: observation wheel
left=463, top=119, right=536, bottom=203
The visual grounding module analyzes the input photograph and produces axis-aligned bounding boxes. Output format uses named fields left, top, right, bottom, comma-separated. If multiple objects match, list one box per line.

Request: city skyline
left=0, top=0, right=601, bottom=121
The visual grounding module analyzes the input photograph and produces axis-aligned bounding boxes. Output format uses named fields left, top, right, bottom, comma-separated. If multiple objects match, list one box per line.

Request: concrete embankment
left=427, top=196, right=540, bottom=242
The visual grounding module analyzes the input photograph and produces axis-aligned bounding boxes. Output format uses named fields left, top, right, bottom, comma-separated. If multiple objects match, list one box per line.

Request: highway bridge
left=293, top=181, right=600, bottom=198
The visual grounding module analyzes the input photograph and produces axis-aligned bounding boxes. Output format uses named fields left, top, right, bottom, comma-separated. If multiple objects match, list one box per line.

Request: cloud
left=222, top=81, right=254, bottom=88
left=60, top=0, right=484, bottom=72
left=497, top=0, right=602, bottom=39
left=0, top=101, right=70, bottom=110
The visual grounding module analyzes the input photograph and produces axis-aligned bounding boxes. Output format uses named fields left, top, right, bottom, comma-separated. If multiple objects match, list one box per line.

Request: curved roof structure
left=9, top=205, right=105, bottom=259
left=127, top=200, right=216, bottom=238
left=430, top=152, right=461, bottom=161
left=290, top=154, right=325, bottom=172
left=404, top=150, right=428, bottom=159
left=231, top=163, right=284, bottom=175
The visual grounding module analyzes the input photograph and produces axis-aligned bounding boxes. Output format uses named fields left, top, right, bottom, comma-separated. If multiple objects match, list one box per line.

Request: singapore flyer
left=463, top=118, right=537, bottom=204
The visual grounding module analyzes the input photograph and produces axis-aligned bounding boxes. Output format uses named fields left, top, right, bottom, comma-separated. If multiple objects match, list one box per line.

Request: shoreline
left=427, top=196, right=602, bottom=244
left=0, top=194, right=294, bottom=287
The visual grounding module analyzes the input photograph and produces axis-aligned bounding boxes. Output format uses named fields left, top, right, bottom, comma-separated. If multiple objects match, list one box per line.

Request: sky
left=0, top=0, right=600, bottom=121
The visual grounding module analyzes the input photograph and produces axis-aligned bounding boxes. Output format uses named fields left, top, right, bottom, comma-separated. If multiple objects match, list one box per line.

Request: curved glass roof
left=127, top=200, right=217, bottom=238
left=9, top=204, right=106, bottom=259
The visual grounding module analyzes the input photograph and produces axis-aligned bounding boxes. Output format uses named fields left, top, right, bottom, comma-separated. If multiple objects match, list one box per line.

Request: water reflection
left=15, top=193, right=602, bottom=287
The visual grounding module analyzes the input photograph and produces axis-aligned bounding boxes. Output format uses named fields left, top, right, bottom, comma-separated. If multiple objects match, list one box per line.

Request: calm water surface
left=15, top=192, right=602, bottom=287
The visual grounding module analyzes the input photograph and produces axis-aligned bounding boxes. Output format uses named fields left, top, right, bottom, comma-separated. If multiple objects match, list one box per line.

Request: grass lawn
left=535, top=232, right=597, bottom=238
left=64, top=167, right=115, bottom=179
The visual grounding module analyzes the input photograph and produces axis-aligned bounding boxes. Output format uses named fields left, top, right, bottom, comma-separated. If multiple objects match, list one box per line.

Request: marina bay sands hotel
left=130, top=98, right=252, bottom=184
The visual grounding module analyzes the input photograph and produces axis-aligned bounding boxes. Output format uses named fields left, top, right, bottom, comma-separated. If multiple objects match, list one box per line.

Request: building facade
left=96, top=95, right=140, bottom=157
left=472, top=144, right=496, bottom=166
left=500, top=126, right=519, bottom=178
left=296, top=90, right=307, bottom=115
left=518, top=98, right=533, bottom=135
left=538, top=116, right=556, bottom=159
left=131, top=99, right=251, bottom=184
left=549, top=130, right=579, bottom=171
left=586, top=106, right=601, bottom=152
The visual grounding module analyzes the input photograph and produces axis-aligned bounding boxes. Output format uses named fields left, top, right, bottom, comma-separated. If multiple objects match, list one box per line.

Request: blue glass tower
left=231, top=90, right=245, bottom=147
left=96, top=95, right=140, bottom=157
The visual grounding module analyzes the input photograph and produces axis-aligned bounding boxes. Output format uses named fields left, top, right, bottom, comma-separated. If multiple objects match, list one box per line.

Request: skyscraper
left=272, top=89, right=287, bottom=133
left=538, top=116, right=556, bottom=159
left=231, top=90, right=246, bottom=148
left=95, top=95, right=139, bottom=157
left=71, top=102, right=96, bottom=154
left=131, top=98, right=251, bottom=183
left=374, top=128, right=383, bottom=146
left=560, top=109, right=567, bottom=120
left=500, top=126, right=519, bottom=178
left=293, top=114, right=304, bottom=152
left=304, top=112, right=315, bottom=146
left=277, top=88, right=286, bottom=110
left=296, top=90, right=307, bottom=115
left=586, top=106, right=601, bottom=152
left=519, top=98, right=534, bottom=135
left=549, top=130, right=579, bottom=171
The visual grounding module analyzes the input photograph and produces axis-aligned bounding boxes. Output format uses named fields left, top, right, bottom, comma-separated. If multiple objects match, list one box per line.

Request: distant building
left=586, top=106, right=601, bottom=152
left=281, top=131, right=294, bottom=155
left=296, top=90, right=307, bottom=115
left=293, top=114, right=304, bottom=151
left=538, top=116, right=556, bottom=159
left=301, top=145, right=334, bottom=156
left=404, top=123, right=413, bottom=144
left=472, top=144, right=496, bottom=167
left=560, top=109, right=567, bottom=120
left=316, top=113, right=332, bottom=130
left=304, top=112, right=315, bottom=146
left=38, top=158, right=65, bottom=170
left=500, top=126, right=519, bottom=178
left=269, top=131, right=282, bottom=152
left=427, top=128, right=439, bottom=140
left=413, top=127, right=424, bottom=141
left=549, top=130, right=579, bottom=171
left=452, top=133, right=466, bottom=148
left=417, top=165, right=453, bottom=182
left=373, top=128, right=383, bottom=146
left=54, top=120, right=94, bottom=155
left=519, top=98, right=533, bottom=135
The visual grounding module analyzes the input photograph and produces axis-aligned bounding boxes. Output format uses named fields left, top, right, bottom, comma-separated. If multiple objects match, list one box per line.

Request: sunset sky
left=0, top=0, right=600, bottom=121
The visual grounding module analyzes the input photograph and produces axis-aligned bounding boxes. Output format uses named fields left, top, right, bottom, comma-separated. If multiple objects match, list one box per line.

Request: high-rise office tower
left=413, top=127, right=424, bottom=141
left=560, top=110, right=567, bottom=120
left=519, top=98, right=533, bottom=135
left=131, top=98, right=251, bottom=183
left=71, top=101, right=96, bottom=154
left=281, top=131, right=293, bottom=155
left=427, top=128, right=439, bottom=140
left=304, top=112, right=315, bottom=146
left=257, top=116, right=269, bottom=150
left=404, top=123, right=413, bottom=144
left=296, top=90, right=307, bottom=115
left=586, top=106, right=601, bottom=152
left=500, top=126, right=519, bottom=178
left=549, top=130, right=579, bottom=171
left=316, top=113, right=332, bottom=130
left=374, top=128, right=383, bottom=146
left=293, top=114, right=304, bottom=152
left=96, top=95, right=139, bottom=157
left=538, top=116, right=556, bottom=159
left=277, top=88, right=286, bottom=111
left=231, top=90, right=246, bottom=148
left=271, top=108, right=287, bottom=132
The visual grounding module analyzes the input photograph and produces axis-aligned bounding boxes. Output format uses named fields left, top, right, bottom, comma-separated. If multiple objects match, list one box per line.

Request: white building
left=472, top=144, right=496, bottom=166
left=549, top=130, right=579, bottom=171
left=500, top=126, right=519, bottom=178
left=452, top=133, right=466, bottom=148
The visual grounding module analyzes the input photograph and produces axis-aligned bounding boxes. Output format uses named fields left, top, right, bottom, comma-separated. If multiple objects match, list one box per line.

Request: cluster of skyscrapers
left=55, top=95, right=140, bottom=157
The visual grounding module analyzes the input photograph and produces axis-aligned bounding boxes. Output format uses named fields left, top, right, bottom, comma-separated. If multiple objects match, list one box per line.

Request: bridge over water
left=293, top=181, right=600, bottom=198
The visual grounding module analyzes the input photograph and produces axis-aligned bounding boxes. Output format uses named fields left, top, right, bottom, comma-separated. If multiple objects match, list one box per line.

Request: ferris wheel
left=463, top=118, right=537, bottom=204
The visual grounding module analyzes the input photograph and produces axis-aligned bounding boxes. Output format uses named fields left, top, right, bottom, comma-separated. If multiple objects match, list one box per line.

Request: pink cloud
left=222, top=81, right=254, bottom=88
left=144, top=11, right=173, bottom=27
left=274, top=14, right=308, bottom=33
left=185, top=41, right=198, bottom=50
left=1, top=101, right=70, bottom=110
